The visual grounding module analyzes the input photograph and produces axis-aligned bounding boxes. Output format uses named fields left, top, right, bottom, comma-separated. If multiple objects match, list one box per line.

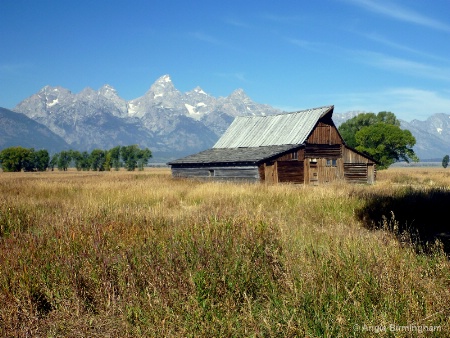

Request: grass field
left=0, top=167, right=449, bottom=337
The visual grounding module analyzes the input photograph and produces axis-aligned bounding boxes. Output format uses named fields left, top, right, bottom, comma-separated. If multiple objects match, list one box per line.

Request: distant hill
left=0, top=107, right=69, bottom=153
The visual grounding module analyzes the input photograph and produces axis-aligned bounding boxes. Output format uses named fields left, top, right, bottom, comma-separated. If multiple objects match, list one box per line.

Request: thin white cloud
left=285, top=36, right=450, bottom=83
left=215, top=72, right=249, bottom=83
left=361, top=32, right=449, bottom=63
left=333, top=87, right=450, bottom=120
left=260, top=13, right=303, bottom=24
left=224, top=18, right=252, bottom=29
left=0, top=63, right=30, bottom=74
left=189, top=32, right=223, bottom=46
left=345, top=0, right=450, bottom=32
left=355, top=50, right=450, bottom=82
left=285, top=38, right=326, bottom=52
left=386, top=88, right=450, bottom=116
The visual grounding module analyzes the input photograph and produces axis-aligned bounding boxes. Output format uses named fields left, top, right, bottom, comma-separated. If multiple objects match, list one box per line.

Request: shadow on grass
left=355, top=187, right=450, bottom=255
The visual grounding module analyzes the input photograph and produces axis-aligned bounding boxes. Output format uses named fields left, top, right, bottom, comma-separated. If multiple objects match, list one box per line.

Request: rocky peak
left=193, top=86, right=208, bottom=95
left=157, top=74, right=172, bottom=84
left=409, top=113, right=450, bottom=140
left=128, top=75, right=184, bottom=117
left=78, top=87, right=97, bottom=100
left=99, top=84, right=118, bottom=97
left=39, top=85, right=70, bottom=95
left=228, top=88, right=248, bottom=99
left=147, top=74, right=176, bottom=95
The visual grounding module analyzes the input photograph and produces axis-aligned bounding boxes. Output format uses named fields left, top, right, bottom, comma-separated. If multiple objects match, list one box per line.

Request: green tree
left=57, top=150, right=72, bottom=171
left=104, top=151, right=112, bottom=171
left=0, top=146, right=32, bottom=172
left=375, top=111, right=401, bottom=126
left=90, top=149, right=106, bottom=171
left=33, top=149, right=50, bottom=171
left=70, top=150, right=83, bottom=171
left=442, top=155, right=449, bottom=168
left=21, top=148, right=37, bottom=172
left=80, top=151, right=91, bottom=171
left=338, top=111, right=400, bottom=149
left=21, top=149, right=49, bottom=172
left=355, top=123, right=418, bottom=169
left=137, top=148, right=152, bottom=171
left=339, top=111, right=417, bottom=169
left=49, top=153, right=59, bottom=171
left=69, top=150, right=90, bottom=171
left=120, top=145, right=139, bottom=171
left=109, top=146, right=121, bottom=171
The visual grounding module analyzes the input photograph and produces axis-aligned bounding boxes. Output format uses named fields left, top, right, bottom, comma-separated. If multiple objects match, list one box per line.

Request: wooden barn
left=168, top=105, right=376, bottom=184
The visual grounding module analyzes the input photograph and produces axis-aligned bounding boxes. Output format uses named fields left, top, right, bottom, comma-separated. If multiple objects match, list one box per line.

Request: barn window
left=292, top=151, right=298, bottom=160
left=208, top=169, right=215, bottom=176
left=326, top=159, right=337, bottom=167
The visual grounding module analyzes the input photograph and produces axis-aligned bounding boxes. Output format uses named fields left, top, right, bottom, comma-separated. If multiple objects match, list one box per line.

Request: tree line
left=0, top=145, right=152, bottom=172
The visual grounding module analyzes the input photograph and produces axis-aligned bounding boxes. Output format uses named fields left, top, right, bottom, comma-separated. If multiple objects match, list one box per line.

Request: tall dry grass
left=0, top=168, right=449, bottom=337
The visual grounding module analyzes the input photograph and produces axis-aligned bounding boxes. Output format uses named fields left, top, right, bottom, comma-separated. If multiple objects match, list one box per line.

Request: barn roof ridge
left=213, top=105, right=334, bottom=148
left=236, top=104, right=334, bottom=120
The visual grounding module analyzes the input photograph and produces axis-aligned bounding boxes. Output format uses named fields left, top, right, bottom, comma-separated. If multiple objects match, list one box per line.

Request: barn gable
left=168, top=105, right=376, bottom=184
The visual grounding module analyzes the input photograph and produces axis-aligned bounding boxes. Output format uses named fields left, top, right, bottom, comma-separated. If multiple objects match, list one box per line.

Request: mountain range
left=2, top=74, right=450, bottom=162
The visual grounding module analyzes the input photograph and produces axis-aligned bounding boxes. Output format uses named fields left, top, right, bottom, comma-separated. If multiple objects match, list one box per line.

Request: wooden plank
left=307, top=122, right=343, bottom=145
left=172, top=166, right=259, bottom=181
left=305, top=144, right=342, bottom=158
left=277, top=161, right=304, bottom=183
left=343, top=163, right=368, bottom=183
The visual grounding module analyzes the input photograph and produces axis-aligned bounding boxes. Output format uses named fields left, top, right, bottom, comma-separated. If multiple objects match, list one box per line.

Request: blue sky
left=1, top=0, right=449, bottom=121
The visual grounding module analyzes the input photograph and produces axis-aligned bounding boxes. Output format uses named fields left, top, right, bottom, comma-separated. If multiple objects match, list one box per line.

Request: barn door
left=309, top=161, right=318, bottom=185
left=265, top=163, right=276, bottom=184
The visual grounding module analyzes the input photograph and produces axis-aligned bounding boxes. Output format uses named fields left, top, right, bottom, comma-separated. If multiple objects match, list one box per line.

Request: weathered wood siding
left=304, top=158, right=344, bottom=184
left=304, top=144, right=342, bottom=158
left=171, top=165, right=260, bottom=181
left=341, top=146, right=376, bottom=183
left=298, top=148, right=305, bottom=161
left=343, top=163, right=376, bottom=183
left=344, top=163, right=368, bottom=183
left=277, top=161, right=304, bottom=183
left=263, top=162, right=277, bottom=184
left=258, top=165, right=265, bottom=181
left=367, top=164, right=376, bottom=184
left=307, top=122, right=343, bottom=145
left=342, top=146, right=375, bottom=164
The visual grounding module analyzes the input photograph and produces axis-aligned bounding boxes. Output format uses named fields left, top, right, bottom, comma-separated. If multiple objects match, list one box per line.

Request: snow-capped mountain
left=13, top=84, right=151, bottom=150
left=7, top=74, right=450, bottom=162
left=400, top=114, right=450, bottom=160
left=12, top=75, right=282, bottom=161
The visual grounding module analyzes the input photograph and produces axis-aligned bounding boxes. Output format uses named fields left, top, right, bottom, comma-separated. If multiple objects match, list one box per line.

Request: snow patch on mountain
left=47, top=98, right=59, bottom=107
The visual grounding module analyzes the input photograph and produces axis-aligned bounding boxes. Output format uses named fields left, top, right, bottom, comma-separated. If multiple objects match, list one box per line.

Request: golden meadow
left=0, top=167, right=449, bottom=337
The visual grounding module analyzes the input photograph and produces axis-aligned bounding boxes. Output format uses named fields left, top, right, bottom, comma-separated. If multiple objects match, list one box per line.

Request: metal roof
left=213, top=105, right=334, bottom=148
left=168, top=144, right=301, bottom=165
